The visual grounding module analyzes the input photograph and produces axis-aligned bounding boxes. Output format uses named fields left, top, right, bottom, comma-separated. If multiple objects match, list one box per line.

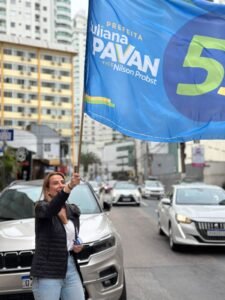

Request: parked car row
left=0, top=180, right=127, bottom=300
left=157, top=183, right=225, bottom=251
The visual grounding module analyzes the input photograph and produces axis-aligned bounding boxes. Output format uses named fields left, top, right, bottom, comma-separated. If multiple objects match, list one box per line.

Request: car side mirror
left=103, top=201, right=112, bottom=211
left=161, top=198, right=171, bottom=205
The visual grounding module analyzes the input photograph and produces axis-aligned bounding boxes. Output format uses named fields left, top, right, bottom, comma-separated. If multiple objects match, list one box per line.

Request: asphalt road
left=109, top=199, right=225, bottom=300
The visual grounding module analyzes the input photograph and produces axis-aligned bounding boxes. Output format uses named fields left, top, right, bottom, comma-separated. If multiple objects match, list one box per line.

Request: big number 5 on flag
left=84, top=0, right=225, bottom=142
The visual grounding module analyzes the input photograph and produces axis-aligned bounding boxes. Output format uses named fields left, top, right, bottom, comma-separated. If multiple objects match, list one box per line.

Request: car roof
left=8, top=180, right=43, bottom=187
left=173, top=183, right=223, bottom=189
left=6, top=179, right=86, bottom=189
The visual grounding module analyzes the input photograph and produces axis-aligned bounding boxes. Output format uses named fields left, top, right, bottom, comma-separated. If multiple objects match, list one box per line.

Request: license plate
left=21, top=275, right=32, bottom=289
left=122, top=197, right=131, bottom=202
left=207, top=230, right=225, bottom=237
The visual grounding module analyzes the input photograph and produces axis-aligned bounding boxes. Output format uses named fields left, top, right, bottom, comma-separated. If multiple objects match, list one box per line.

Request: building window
left=30, top=94, right=37, bottom=100
left=4, top=120, right=12, bottom=126
left=61, top=97, right=69, bottom=103
left=4, top=77, right=12, bottom=83
left=17, top=50, right=24, bottom=57
left=17, top=93, right=24, bottom=99
left=18, top=65, right=24, bottom=71
left=44, top=144, right=51, bottom=151
left=18, top=79, right=25, bottom=85
left=17, top=107, right=24, bottom=113
left=61, top=84, right=70, bottom=90
left=4, top=63, right=12, bottom=69
left=26, top=25, right=31, bottom=30
left=3, top=48, right=12, bottom=55
left=35, top=3, right=40, bottom=10
left=4, top=106, right=12, bottom=111
left=4, top=92, right=13, bottom=97
left=30, top=108, right=37, bottom=113
left=43, top=55, right=53, bottom=61
left=18, top=121, right=25, bottom=126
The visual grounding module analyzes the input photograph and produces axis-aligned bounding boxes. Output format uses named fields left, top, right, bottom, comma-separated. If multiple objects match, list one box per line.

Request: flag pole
left=74, top=92, right=85, bottom=173
left=75, top=2, right=90, bottom=174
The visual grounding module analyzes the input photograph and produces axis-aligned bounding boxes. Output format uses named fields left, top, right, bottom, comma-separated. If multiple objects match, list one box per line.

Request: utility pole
left=143, top=142, right=151, bottom=179
left=180, top=142, right=186, bottom=176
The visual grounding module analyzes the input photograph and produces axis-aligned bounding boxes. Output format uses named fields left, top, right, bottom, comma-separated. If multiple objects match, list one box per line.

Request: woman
left=30, top=171, right=85, bottom=300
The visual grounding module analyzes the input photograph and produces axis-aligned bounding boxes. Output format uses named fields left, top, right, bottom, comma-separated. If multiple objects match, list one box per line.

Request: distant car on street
left=157, top=183, right=225, bottom=251
left=111, top=181, right=141, bottom=206
left=141, top=180, right=165, bottom=199
left=0, top=180, right=127, bottom=300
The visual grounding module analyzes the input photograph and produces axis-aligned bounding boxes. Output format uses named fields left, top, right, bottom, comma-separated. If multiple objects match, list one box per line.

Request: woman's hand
left=68, top=173, right=80, bottom=189
left=72, top=244, right=83, bottom=253
left=64, top=173, right=81, bottom=193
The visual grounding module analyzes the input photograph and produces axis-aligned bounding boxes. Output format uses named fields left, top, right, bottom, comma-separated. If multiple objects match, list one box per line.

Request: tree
left=0, top=147, right=20, bottom=190
left=80, top=152, right=101, bottom=174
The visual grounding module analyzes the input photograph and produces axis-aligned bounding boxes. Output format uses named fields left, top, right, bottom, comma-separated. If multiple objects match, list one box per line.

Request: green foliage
left=80, top=152, right=101, bottom=173
left=0, top=147, right=20, bottom=190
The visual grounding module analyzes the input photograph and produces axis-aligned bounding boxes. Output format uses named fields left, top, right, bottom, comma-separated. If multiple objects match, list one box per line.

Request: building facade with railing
left=0, top=34, right=76, bottom=165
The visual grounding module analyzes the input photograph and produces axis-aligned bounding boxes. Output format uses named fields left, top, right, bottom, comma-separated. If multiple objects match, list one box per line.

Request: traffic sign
left=0, top=129, right=14, bottom=141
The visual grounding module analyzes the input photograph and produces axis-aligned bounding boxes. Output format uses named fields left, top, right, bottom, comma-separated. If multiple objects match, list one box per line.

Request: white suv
left=0, top=180, right=127, bottom=300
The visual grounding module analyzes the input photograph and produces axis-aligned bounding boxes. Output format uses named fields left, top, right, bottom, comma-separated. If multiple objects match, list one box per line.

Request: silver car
left=88, top=180, right=102, bottom=197
left=157, top=183, right=225, bottom=251
left=0, top=180, right=127, bottom=299
left=141, top=180, right=164, bottom=200
left=111, top=181, right=141, bottom=206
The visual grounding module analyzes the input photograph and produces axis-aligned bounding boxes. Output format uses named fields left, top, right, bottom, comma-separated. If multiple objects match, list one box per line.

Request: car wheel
left=158, top=220, right=164, bottom=235
left=119, top=274, right=127, bottom=300
left=169, top=226, right=179, bottom=251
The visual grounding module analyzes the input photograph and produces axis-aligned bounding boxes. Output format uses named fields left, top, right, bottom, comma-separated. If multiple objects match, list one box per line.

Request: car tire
left=158, top=220, right=164, bottom=235
left=119, top=274, right=127, bottom=300
left=169, top=226, right=179, bottom=251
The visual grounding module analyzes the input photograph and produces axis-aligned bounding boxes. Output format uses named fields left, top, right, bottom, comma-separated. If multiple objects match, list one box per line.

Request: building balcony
left=56, top=25, right=71, bottom=35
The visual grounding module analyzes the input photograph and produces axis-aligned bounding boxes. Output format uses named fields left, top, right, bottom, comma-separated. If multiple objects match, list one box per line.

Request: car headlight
left=176, top=214, right=192, bottom=224
left=77, top=235, right=116, bottom=261
left=92, top=235, right=116, bottom=253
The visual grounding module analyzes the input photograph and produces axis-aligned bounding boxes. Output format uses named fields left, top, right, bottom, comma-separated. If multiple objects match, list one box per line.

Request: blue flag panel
left=84, top=0, right=225, bottom=142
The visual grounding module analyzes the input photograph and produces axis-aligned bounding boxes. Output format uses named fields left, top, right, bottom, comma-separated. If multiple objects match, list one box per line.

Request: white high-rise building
left=0, top=0, right=72, bottom=44
left=72, top=11, right=124, bottom=159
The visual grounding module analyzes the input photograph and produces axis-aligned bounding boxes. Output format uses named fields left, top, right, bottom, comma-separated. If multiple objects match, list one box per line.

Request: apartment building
left=0, top=0, right=72, bottom=44
left=0, top=34, right=76, bottom=164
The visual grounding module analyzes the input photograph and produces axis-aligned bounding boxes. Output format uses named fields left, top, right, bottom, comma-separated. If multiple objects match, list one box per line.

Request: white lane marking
left=141, top=200, right=148, bottom=207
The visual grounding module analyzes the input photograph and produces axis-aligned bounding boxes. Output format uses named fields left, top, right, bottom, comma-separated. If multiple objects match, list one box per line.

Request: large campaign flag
left=84, top=0, right=225, bottom=142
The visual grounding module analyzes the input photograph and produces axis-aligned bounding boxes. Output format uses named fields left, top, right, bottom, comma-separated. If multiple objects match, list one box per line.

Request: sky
left=71, top=0, right=89, bottom=17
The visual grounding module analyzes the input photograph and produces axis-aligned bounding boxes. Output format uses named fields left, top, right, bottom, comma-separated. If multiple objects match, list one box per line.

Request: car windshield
left=145, top=180, right=162, bottom=187
left=0, top=184, right=101, bottom=221
left=176, top=187, right=225, bottom=205
left=114, top=182, right=137, bottom=189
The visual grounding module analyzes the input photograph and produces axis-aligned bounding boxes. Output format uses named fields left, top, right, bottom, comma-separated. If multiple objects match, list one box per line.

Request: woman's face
left=47, top=174, right=65, bottom=199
